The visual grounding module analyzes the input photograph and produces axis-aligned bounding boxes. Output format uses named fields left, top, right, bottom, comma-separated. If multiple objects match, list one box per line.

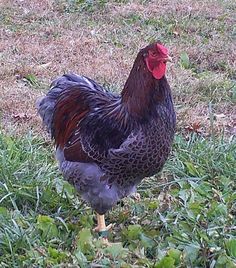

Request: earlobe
left=145, top=57, right=153, bottom=73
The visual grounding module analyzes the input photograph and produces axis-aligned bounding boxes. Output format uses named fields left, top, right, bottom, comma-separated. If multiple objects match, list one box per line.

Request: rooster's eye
left=150, top=51, right=158, bottom=57
left=143, top=52, right=148, bottom=58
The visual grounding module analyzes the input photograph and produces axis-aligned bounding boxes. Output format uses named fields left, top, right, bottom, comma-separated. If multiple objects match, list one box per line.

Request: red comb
left=156, top=43, right=168, bottom=55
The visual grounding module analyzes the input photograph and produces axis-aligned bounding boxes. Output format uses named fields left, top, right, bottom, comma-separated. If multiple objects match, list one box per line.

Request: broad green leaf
left=105, top=243, right=128, bottom=259
left=77, top=228, right=93, bottom=253
left=48, top=247, right=67, bottom=262
left=231, top=84, right=236, bottom=103
left=54, top=178, right=75, bottom=199
left=188, top=202, right=204, bottom=216
left=180, top=52, right=190, bottom=69
left=37, top=215, right=58, bottom=239
left=183, top=245, right=199, bottom=263
left=140, top=233, right=155, bottom=249
left=48, top=247, right=59, bottom=258
left=148, top=201, right=158, bottom=210
left=79, top=214, right=94, bottom=228
left=74, top=250, right=88, bottom=268
left=127, top=225, right=142, bottom=240
left=155, top=256, right=175, bottom=268
left=0, top=207, right=9, bottom=218
left=168, top=249, right=181, bottom=265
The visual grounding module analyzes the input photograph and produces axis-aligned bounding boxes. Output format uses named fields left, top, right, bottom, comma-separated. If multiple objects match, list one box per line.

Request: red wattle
left=152, top=62, right=166, bottom=80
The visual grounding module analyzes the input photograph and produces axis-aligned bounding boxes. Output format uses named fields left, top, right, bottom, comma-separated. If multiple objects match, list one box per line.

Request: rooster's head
left=142, top=42, right=172, bottom=80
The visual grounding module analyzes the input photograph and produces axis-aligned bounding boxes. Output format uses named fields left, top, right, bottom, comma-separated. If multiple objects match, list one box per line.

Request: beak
left=165, top=55, right=173, bottom=63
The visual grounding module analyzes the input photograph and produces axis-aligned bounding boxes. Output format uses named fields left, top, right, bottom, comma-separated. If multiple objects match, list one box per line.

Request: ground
left=0, top=0, right=235, bottom=267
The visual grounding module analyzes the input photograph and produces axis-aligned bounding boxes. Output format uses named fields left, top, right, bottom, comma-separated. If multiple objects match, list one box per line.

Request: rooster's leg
left=94, top=214, right=113, bottom=240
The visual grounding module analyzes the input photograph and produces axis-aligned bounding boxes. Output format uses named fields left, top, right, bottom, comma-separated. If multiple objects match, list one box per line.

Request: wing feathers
left=52, top=89, right=89, bottom=147
left=37, top=73, right=131, bottom=164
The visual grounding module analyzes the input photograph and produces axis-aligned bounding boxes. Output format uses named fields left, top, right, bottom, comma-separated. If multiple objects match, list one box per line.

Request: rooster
left=37, top=42, right=176, bottom=238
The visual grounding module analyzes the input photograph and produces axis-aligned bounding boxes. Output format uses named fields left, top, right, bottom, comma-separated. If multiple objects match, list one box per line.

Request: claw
left=93, top=223, right=113, bottom=233
left=130, top=192, right=141, bottom=202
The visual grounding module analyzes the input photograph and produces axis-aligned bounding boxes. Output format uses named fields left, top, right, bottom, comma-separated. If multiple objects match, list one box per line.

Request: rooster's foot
left=93, top=214, right=114, bottom=242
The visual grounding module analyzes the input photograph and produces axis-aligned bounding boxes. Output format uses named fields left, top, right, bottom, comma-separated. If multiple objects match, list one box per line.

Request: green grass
left=0, top=132, right=235, bottom=267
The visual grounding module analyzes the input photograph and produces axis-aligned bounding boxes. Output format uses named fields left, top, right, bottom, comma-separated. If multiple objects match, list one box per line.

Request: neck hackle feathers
left=121, top=42, right=171, bottom=119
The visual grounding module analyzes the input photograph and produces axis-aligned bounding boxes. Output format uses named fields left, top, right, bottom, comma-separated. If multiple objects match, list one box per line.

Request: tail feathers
left=36, top=74, right=96, bottom=134
left=36, top=93, right=60, bottom=135
left=51, top=74, right=106, bottom=93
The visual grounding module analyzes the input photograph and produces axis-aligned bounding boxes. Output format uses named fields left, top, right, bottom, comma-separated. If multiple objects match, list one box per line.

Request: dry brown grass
left=0, top=0, right=235, bottom=137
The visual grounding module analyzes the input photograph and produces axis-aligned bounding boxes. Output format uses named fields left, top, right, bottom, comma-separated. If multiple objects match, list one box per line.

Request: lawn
left=0, top=0, right=235, bottom=267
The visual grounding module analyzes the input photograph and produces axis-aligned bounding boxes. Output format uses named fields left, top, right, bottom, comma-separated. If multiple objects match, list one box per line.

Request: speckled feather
left=37, top=43, right=176, bottom=214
